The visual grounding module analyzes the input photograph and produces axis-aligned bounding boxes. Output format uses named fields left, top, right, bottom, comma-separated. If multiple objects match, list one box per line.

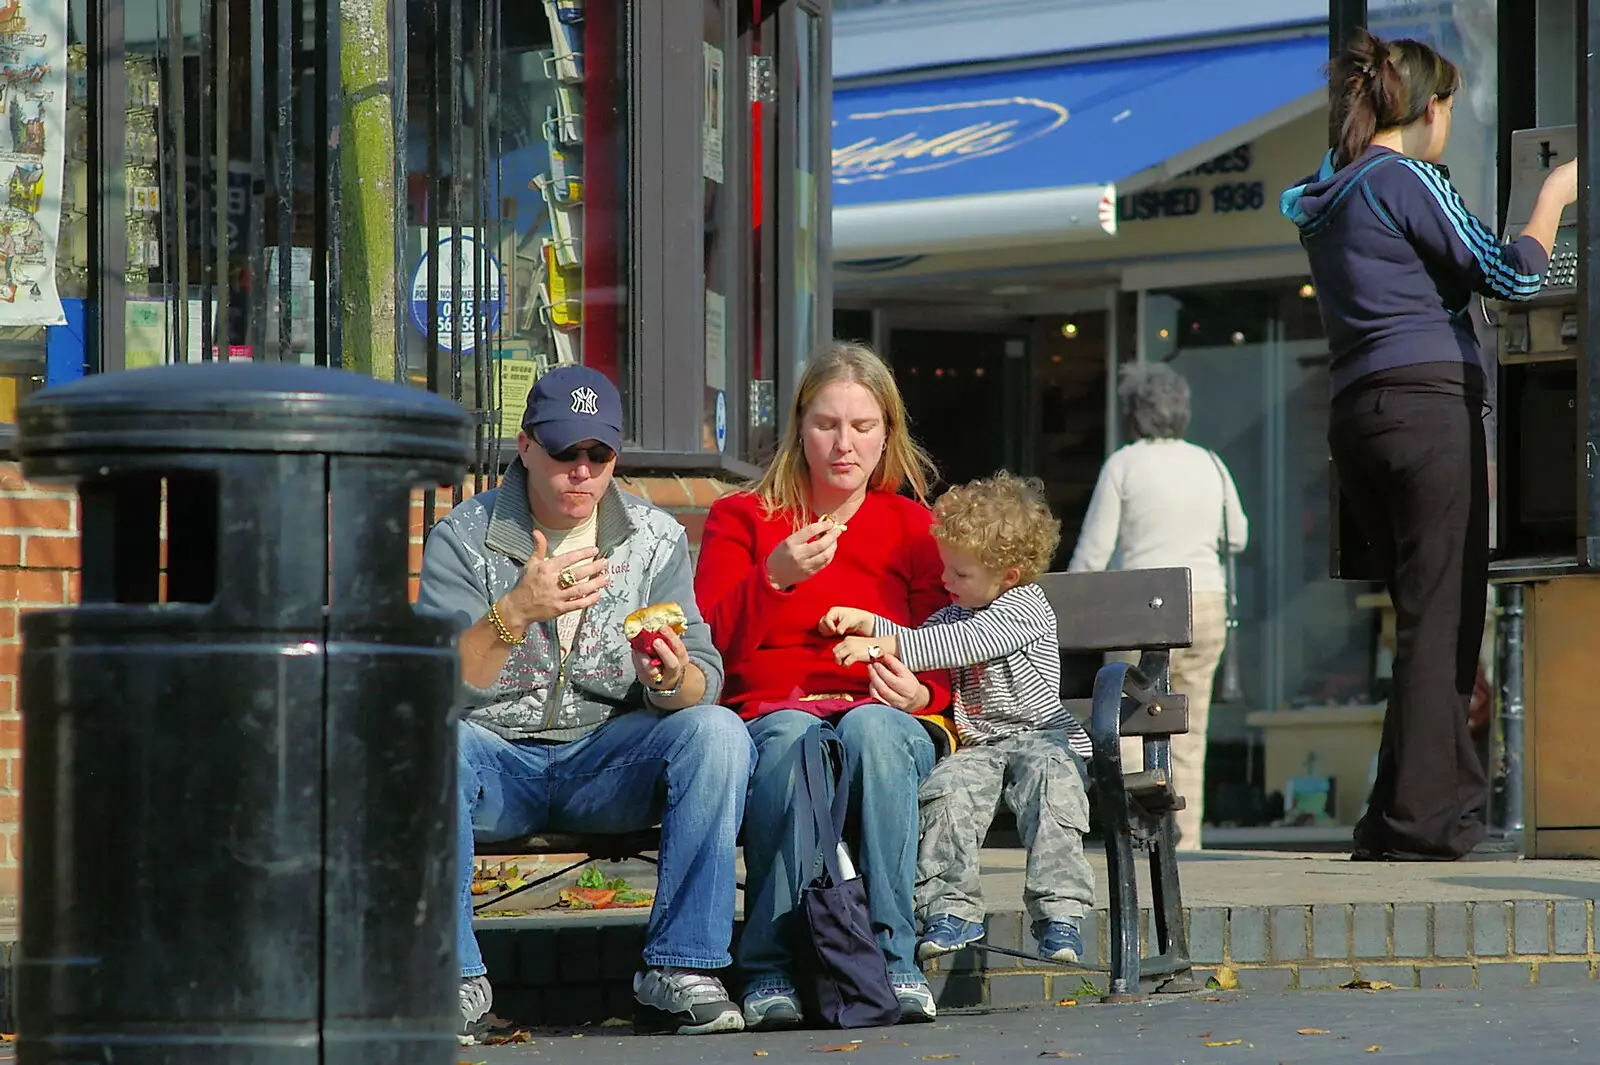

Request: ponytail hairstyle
left=1330, top=28, right=1460, bottom=169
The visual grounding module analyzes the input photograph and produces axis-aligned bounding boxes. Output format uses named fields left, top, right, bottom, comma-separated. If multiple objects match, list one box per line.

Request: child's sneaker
left=1033, top=918, right=1083, bottom=963
left=915, top=914, right=986, bottom=961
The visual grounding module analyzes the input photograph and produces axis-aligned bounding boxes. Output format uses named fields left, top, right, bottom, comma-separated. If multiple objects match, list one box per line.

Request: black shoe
left=1350, top=837, right=1519, bottom=863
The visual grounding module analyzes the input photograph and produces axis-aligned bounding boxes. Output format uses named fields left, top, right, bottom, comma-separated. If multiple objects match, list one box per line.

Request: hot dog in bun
left=623, top=602, right=688, bottom=655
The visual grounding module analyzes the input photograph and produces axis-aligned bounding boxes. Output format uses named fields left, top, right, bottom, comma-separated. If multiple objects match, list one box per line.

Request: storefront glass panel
left=1149, top=280, right=1378, bottom=716
left=406, top=0, right=633, bottom=450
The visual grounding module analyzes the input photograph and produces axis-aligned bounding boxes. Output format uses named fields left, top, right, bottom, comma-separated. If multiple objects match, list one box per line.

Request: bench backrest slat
left=1037, top=567, right=1194, bottom=653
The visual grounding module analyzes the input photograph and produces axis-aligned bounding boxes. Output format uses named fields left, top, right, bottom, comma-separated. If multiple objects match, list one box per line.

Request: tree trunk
left=339, top=0, right=398, bottom=380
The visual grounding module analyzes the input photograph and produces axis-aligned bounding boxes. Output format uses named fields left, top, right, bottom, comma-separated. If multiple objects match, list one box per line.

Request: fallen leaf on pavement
left=461, top=1060, right=487, bottom=1065
left=1298, top=1028, right=1331, bottom=1035
left=1342, top=979, right=1396, bottom=992
left=483, top=1031, right=533, bottom=1045
left=1036, top=1053, right=1081, bottom=1059
left=1366, top=1046, right=1383, bottom=1053
left=1056, top=998, right=1078, bottom=1007
left=814, top=1045, right=862, bottom=1053
left=754, top=1052, right=769, bottom=1057
left=1208, top=967, right=1240, bottom=990
left=922, top=1055, right=958, bottom=1060
left=1202, top=1039, right=1244, bottom=1047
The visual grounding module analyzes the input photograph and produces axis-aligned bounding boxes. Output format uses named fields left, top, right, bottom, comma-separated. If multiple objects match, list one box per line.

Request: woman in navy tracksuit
left=1280, top=30, right=1578, bottom=860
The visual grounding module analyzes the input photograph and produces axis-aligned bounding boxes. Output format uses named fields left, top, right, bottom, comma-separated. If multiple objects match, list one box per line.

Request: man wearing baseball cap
left=419, top=364, right=753, bottom=1040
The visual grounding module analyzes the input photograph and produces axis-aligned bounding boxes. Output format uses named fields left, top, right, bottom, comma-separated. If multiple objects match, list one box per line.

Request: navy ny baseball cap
left=522, top=364, right=623, bottom=454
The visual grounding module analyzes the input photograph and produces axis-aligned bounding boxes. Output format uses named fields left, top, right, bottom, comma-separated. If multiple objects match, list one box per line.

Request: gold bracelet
left=488, top=601, right=525, bottom=646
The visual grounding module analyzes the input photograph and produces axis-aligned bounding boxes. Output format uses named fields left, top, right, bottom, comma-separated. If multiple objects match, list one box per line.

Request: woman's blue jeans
left=739, top=704, right=936, bottom=994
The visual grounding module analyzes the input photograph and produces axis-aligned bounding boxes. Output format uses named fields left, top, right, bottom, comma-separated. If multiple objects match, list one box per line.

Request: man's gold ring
left=557, top=569, right=579, bottom=590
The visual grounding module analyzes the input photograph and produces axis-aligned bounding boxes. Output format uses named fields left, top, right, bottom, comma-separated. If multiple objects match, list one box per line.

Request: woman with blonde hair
left=695, top=341, right=952, bottom=1029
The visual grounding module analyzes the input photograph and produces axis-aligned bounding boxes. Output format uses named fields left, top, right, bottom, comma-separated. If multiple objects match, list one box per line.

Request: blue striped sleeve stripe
left=1399, top=158, right=1544, bottom=298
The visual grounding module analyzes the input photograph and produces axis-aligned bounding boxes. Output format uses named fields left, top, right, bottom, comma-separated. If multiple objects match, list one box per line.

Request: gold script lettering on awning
left=831, top=97, right=1070, bottom=184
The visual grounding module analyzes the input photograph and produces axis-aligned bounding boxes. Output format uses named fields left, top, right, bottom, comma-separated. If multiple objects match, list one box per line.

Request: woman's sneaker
left=893, top=976, right=937, bottom=1023
left=742, top=987, right=804, bottom=1031
left=915, top=914, right=986, bottom=961
left=458, top=975, right=493, bottom=1045
left=633, top=967, right=745, bottom=1035
left=1033, top=918, right=1084, bottom=963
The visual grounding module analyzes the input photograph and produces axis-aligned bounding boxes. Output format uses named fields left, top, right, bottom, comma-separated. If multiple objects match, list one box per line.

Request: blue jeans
left=457, top=706, right=754, bottom=977
left=740, top=705, right=936, bottom=993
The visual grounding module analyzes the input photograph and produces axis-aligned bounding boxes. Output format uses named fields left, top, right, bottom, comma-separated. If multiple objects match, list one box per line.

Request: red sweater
left=695, top=488, right=953, bottom=719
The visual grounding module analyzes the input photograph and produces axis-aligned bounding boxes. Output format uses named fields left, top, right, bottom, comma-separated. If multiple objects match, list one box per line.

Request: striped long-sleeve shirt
left=874, top=583, right=1092, bottom=757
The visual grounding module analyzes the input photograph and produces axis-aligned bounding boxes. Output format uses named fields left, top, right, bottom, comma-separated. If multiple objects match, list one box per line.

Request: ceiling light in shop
left=991, top=284, right=1038, bottom=297
left=1060, top=322, right=1078, bottom=338
left=1158, top=328, right=1170, bottom=339
left=1299, top=283, right=1316, bottom=299
left=1231, top=331, right=1246, bottom=345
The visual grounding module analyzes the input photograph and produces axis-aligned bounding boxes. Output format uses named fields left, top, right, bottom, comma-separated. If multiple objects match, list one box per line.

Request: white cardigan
left=1067, top=438, right=1248, bottom=593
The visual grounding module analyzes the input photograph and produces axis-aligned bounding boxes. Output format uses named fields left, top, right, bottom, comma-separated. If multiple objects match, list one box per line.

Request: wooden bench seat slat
left=1037, top=568, right=1193, bottom=653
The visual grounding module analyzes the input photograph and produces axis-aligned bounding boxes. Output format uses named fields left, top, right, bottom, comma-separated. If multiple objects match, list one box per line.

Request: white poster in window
left=702, top=43, right=725, bottom=184
left=705, top=288, right=726, bottom=391
left=0, top=0, right=69, bottom=325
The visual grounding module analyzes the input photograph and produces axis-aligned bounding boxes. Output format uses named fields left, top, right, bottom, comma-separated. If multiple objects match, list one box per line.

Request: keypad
left=1545, top=249, right=1579, bottom=290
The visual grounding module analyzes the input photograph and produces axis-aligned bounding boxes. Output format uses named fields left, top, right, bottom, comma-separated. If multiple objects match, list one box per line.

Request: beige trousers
left=1111, top=591, right=1229, bottom=852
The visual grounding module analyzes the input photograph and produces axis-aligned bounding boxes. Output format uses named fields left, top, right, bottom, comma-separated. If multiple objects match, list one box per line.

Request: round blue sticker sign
left=714, top=390, right=727, bottom=453
left=409, top=235, right=504, bottom=353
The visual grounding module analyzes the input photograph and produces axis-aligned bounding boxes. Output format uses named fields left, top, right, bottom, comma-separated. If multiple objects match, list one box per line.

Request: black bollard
left=12, top=363, right=472, bottom=1064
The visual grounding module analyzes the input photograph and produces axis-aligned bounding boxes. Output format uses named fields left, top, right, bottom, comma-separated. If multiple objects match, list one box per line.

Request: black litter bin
left=12, top=362, right=472, bottom=1064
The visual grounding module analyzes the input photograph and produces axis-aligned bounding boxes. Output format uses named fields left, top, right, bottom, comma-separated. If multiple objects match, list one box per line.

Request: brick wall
left=0, top=461, right=737, bottom=921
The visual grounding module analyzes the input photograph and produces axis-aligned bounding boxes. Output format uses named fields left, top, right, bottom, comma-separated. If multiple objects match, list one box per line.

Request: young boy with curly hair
left=822, top=471, right=1094, bottom=964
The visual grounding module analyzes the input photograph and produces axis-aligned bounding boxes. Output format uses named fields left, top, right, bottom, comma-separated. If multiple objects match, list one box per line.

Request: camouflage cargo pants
left=913, top=730, right=1094, bottom=926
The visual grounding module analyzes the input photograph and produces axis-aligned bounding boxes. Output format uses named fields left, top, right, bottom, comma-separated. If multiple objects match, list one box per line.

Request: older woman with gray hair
left=1067, top=364, right=1247, bottom=851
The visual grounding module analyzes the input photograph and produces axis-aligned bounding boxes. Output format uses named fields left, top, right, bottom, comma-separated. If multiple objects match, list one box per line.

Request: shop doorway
left=887, top=329, right=1025, bottom=491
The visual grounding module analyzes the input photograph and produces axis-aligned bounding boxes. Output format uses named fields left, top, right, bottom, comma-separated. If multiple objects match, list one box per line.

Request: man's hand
left=499, top=530, right=609, bottom=631
left=764, top=519, right=846, bottom=590
left=819, top=606, right=876, bottom=636
left=632, top=625, right=690, bottom=693
left=867, top=652, right=930, bottom=713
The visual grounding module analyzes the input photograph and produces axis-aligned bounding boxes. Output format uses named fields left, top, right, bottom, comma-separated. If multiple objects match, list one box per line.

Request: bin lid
left=17, top=363, right=474, bottom=463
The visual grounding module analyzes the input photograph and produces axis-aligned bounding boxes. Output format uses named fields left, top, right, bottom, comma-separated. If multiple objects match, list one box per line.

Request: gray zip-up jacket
left=417, top=459, right=723, bottom=742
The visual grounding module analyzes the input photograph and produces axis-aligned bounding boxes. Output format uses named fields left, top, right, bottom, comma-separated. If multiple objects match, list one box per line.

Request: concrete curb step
left=472, top=897, right=1600, bottom=1027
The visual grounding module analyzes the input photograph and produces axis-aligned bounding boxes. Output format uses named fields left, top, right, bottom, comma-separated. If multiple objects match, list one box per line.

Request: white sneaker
left=633, top=967, right=745, bottom=1035
left=894, top=977, right=937, bottom=1023
left=458, top=974, right=493, bottom=1045
left=742, top=987, right=804, bottom=1031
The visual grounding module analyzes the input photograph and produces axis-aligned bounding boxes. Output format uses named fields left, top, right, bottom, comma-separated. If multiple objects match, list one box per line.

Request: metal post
left=1328, top=0, right=1368, bottom=137
left=1579, top=0, right=1600, bottom=564
left=1497, top=584, right=1526, bottom=849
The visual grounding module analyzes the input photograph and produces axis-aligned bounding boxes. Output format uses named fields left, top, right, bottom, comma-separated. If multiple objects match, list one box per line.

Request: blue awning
left=831, top=35, right=1329, bottom=260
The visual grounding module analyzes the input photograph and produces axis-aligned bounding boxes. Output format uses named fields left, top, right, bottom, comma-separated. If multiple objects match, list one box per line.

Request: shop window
left=1153, top=280, right=1376, bottom=715
left=405, top=0, right=633, bottom=457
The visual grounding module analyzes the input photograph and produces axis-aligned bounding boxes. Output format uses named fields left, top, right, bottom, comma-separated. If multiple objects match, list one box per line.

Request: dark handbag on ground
left=1207, top=450, right=1245, bottom=704
left=795, top=726, right=901, bottom=1029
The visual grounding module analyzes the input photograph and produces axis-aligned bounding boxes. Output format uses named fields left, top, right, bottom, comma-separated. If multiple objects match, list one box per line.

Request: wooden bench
left=474, top=566, right=1196, bottom=1001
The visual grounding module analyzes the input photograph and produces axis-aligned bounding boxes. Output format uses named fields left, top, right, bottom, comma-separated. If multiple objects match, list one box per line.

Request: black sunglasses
left=545, top=441, right=616, bottom=465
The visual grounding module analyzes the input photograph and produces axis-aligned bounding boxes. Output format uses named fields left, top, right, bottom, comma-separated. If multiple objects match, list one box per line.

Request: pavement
left=464, top=987, right=1598, bottom=1064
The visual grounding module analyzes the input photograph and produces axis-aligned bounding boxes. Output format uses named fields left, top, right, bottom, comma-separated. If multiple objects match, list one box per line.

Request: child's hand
left=819, top=606, right=875, bottom=636
left=833, top=635, right=882, bottom=667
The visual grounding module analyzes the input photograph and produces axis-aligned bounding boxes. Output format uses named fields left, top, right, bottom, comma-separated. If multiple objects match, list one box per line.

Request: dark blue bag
left=796, top=726, right=901, bottom=1029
